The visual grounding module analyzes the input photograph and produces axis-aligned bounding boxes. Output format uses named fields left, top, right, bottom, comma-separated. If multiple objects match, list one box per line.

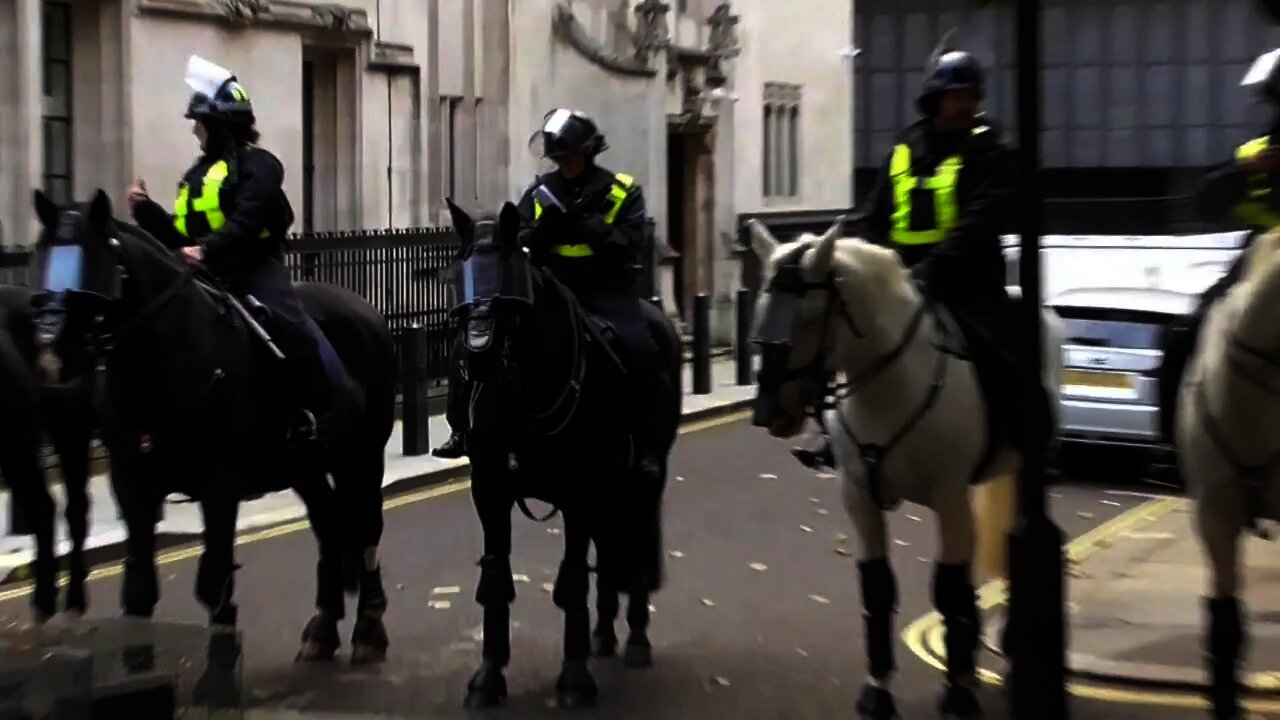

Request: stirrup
left=790, top=441, right=835, bottom=471
left=286, top=409, right=319, bottom=447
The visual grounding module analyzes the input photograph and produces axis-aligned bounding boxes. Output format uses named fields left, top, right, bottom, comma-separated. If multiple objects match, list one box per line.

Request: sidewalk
left=0, top=359, right=754, bottom=579
left=983, top=498, right=1280, bottom=694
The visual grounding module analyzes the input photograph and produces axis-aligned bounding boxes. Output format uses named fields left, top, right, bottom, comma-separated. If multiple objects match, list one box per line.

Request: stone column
left=0, top=0, right=43, bottom=247
left=424, top=0, right=443, bottom=224
left=478, top=0, right=509, bottom=208
left=455, top=0, right=478, bottom=206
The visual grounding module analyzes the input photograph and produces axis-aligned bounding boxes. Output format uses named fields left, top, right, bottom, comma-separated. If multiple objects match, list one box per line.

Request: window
left=763, top=82, right=802, bottom=200
left=42, top=0, right=72, bottom=204
left=441, top=95, right=461, bottom=199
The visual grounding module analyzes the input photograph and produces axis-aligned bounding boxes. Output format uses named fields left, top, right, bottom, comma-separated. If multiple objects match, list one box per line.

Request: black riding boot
left=287, top=352, right=336, bottom=451
left=791, top=432, right=835, bottom=470
left=433, top=431, right=467, bottom=459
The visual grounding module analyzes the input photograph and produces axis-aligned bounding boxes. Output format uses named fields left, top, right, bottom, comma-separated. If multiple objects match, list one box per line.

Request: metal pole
left=400, top=325, right=431, bottom=457
left=692, top=293, right=712, bottom=394
left=735, top=288, right=754, bottom=386
left=1006, top=0, right=1068, bottom=717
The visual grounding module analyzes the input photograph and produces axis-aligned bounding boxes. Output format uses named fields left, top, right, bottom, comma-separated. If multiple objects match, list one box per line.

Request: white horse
left=1177, top=227, right=1280, bottom=720
left=746, top=218, right=1064, bottom=719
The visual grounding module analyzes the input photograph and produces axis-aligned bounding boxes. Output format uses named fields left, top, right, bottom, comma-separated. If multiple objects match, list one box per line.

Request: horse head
left=746, top=217, right=917, bottom=438
left=29, top=189, right=125, bottom=387
left=30, top=188, right=189, bottom=386
left=444, top=197, right=537, bottom=386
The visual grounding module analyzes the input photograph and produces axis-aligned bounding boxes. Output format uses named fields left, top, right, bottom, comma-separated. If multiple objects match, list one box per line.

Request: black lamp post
left=968, top=0, right=1068, bottom=716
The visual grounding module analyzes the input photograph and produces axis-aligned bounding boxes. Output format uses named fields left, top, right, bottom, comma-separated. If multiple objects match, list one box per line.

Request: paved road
left=0, top=417, right=1217, bottom=719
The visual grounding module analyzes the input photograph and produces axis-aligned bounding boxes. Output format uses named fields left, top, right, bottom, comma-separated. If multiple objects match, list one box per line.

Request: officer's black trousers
left=228, top=258, right=334, bottom=420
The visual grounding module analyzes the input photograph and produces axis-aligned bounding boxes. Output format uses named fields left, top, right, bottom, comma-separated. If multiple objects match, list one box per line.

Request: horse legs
left=1197, top=502, right=1247, bottom=720
left=191, top=496, right=244, bottom=711
left=293, top=474, right=345, bottom=662
left=463, top=479, right=516, bottom=710
left=592, top=572, right=620, bottom=657
left=49, top=417, right=93, bottom=616
left=3, top=446, right=56, bottom=622
left=840, top=476, right=897, bottom=720
left=932, top=480, right=982, bottom=719
left=109, top=453, right=159, bottom=619
left=554, top=506, right=597, bottom=708
left=622, top=588, right=653, bottom=669
left=334, top=448, right=389, bottom=665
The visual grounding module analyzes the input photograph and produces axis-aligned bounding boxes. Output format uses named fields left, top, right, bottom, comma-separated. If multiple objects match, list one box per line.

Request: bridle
left=755, top=254, right=955, bottom=509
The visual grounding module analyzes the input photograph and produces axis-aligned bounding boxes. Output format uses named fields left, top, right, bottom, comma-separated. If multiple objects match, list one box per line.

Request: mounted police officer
left=1159, top=48, right=1280, bottom=446
left=126, top=55, right=336, bottom=450
left=792, top=46, right=1050, bottom=470
left=434, top=108, right=665, bottom=479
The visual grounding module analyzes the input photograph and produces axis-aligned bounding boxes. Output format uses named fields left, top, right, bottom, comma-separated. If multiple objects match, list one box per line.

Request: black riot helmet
left=532, top=108, right=608, bottom=160
left=183, top=55, right=256, bottom=127
left=1243, top=48, right=1280, bottom=105
left=916, top=50, right=986, bottom=115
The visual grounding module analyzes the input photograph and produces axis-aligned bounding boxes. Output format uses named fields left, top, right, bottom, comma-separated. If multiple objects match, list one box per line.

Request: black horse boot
left=791, top=434, right=835, bottom=470
left=432, top=431, right=467, bottom=459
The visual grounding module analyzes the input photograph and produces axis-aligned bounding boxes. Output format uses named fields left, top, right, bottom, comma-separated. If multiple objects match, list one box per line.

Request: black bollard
left=400, top=325, right=431, bottom=456
left=735, top=288, right=754, bottom=386
left=692, top=293, right=711, bottom=395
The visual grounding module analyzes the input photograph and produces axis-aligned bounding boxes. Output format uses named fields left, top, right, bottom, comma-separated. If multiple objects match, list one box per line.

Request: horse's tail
left=972, top=468, right=1017, bottom=582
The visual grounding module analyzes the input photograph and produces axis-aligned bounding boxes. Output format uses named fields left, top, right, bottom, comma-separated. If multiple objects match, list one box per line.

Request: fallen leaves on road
left=760, top=473, right=777, bottom=480
left=710, top=675, right=731, bottom=688
left=749, top=562, right=768, bottom=572
left=541, top=583, right=554, bottom=593
left=808, top=594, right=831, bottom=604
left=834, top=532, right=849, bottom=543
left=1100, top=499, right=1122, bottom=507
left=547, top=527, right=562, bottom=536
left=428, top=600, right=452, bottom=610
left=893, top=539, right=910, bottom=547
left=816, top=472, right=836, bottom=479
left=1076, top=511, right=1095, bottom=520
left=700, top=598, right=717, bottom=608
left=799, top=524, right=814, bottom=533
left=676, top=476, right=686, bottom=482
left=814, top=508, right=830, bottom=516
left=668, top=550, right=685, bottom=559
left=834, top=547, right=852, bottom=557
left=512, top=574, right=530, bottom=583
left=796, top=648, right=809, bottom=657
left=906, top=514, right=922, bottom=523
left=431, top=586, right=461, bottom=596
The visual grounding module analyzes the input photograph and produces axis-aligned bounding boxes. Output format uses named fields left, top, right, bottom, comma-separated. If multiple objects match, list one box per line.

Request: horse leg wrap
left=315, top=560, right=346, bottom=620
left=475, top=555, right=516, bottom=606
left=933, top=562, right=980, bottom=685
left=553, top=560, right=590, bottom=612
left=195, top=555, right=240, bottom=627
left=1205, top=596, right=1246, bottom=718
left=858, top=558, right=898, bottom=681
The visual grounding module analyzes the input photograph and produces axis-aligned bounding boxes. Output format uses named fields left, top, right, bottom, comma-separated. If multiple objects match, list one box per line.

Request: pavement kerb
left=0, top=397, right=754, bottom=590
left=902, top=495, right=1280, bottom=712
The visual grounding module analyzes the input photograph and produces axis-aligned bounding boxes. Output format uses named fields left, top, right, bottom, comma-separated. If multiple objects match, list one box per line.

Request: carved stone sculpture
left=312, top=3, right=356, bottom=31
left=633, top=0, right=672, bottom=64
left=217, top=0, right=269, bottom=24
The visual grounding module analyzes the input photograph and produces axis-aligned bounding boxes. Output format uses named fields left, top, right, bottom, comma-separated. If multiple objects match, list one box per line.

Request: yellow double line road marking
left=0, top=408, right=751, bottom=605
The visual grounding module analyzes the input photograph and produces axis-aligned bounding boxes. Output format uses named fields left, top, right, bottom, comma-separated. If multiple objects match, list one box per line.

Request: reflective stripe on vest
left=174, top=159, right=230, bottom=238
left=533, top=172, right=635, bottom=257
left=888, top=124, right=988, bottom=246
left=1233, top=136, right=1280, bottom=229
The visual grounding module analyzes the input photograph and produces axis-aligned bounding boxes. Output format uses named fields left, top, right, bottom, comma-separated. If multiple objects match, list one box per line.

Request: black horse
left=30, top=189, right=396, bottom=666
left=0, top=283, right=97, bottom=622
left=441, top=200, right=682, bottom=710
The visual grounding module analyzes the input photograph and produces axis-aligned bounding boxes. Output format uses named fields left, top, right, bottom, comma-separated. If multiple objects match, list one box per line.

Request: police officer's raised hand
left=126, top=179, right=149, bottom=211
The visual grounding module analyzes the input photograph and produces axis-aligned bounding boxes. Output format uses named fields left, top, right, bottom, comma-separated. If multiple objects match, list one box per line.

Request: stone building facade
left=0, top=0, right=853, bottom=340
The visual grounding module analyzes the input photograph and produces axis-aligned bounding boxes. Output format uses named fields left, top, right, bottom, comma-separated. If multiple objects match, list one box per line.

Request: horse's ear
left=446, top=197, right=474, bottom=244
left=498, top=201, right=521, bottom=248
left=32, top=189, right=59, bottom=228
left=88, top=189, right=113, bottom=232
left=746, top=219, right=778, bottom=262
left=804, top=215, right=845, bottom=282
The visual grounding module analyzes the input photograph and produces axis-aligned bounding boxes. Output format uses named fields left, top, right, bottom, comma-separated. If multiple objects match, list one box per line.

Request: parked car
left=1002, top=232, right=1245, bottom=466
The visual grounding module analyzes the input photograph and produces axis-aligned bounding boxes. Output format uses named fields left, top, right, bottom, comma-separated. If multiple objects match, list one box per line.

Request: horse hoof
left=937, top=684, right=981, bottom=719
left=592, top=632, right=618, bottom=658
left=350, top=615, right=389, bottom=665
left=556, top=661, right=598, bottom=710
left=856, top=683, right=898, bottom=720
left=623, top=641, right=653, bottom=669
left=294, top=614, right=340, bottom=662
left=464, top=663, right=507, bottom=710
